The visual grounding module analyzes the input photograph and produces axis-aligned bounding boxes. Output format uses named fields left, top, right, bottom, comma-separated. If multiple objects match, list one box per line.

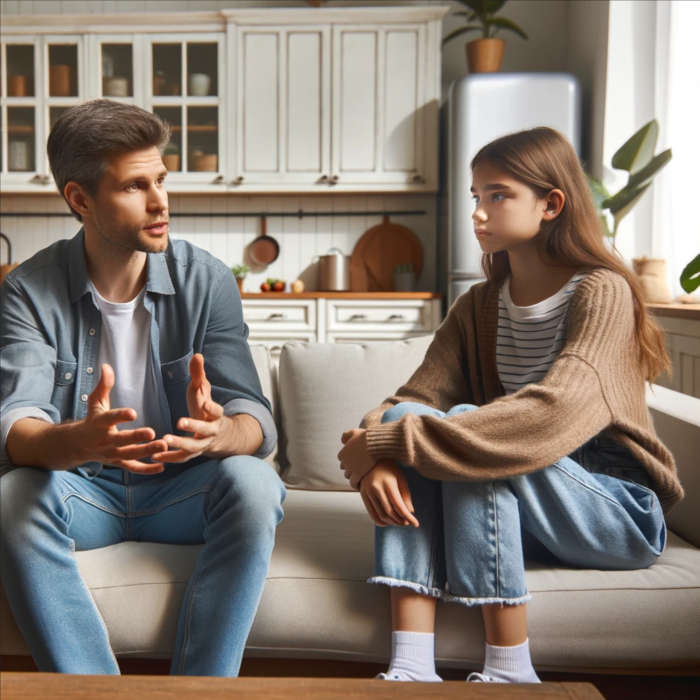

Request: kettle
left=317, top=248, right=350, bottom=291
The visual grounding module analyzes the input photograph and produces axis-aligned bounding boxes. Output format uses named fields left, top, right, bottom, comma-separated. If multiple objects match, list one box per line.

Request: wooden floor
left=2, top=655, right=699, bottom=700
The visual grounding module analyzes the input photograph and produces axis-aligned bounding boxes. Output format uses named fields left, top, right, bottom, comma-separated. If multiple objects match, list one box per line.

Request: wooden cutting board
left=350, top=216, right=424, bottom=291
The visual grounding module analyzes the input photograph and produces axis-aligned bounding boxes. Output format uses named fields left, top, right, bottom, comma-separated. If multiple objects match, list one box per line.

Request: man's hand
left=360, top=461, right=419, bottom=528
left=338, top=428, right=376, bottom=489
left=77, top=364, right=167, bottom=474
left=153, top=353, right=258, bottom=462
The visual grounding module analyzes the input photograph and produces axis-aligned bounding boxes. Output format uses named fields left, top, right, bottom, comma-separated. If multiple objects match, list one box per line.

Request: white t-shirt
left=497, top=272, right=588, bottom=394
left=89, top=283, right=169, bottom=437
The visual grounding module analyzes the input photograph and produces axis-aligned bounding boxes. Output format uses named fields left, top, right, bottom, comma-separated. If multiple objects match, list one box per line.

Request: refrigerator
left=443, top=73, right=581, bottom=306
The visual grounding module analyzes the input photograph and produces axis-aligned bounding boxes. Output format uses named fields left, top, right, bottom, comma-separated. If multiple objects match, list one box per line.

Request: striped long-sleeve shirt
left=497, top=272, right=588, bottom=394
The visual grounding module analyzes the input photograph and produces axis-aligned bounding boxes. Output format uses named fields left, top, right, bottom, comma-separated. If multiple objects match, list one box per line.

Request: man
left=0, top=99, right=285, bottom=676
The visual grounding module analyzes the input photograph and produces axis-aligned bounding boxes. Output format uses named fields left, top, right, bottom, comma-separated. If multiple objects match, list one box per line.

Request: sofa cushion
left=277, top=336, right=433, bottom=490
left=249, top=344, right=278, bottom=469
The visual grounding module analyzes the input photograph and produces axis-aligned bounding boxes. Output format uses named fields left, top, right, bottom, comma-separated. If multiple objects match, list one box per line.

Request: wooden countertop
left=241, top=291, right=441, bottom=300
left=647, top=302, right=700, bottom=321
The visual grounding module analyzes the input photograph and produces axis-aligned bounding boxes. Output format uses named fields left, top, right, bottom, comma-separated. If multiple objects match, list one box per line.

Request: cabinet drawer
left=326, top=300, right=436, bottom=332
left=243, top=299, right=316, bottom=331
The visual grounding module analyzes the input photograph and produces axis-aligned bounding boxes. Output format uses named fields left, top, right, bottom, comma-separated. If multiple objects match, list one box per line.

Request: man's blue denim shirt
left=0, top=229, right=276, bottom=474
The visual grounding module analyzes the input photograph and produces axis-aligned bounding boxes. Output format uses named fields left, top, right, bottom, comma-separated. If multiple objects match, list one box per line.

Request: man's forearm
left=6, top=417, right=84, bottom=470
left=208, top=413, right=263, bottom=458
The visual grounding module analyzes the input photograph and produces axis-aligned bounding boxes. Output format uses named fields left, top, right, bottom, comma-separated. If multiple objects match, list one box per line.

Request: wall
left=0, top=0, right=602, bottom=291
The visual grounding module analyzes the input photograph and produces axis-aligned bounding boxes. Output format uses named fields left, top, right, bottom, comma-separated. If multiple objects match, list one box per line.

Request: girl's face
left=470, top=161, right=560, bottom=255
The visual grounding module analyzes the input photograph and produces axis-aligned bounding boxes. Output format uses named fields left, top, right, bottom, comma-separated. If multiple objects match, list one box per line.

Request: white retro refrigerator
left=444, top=73, right=581, bottom=306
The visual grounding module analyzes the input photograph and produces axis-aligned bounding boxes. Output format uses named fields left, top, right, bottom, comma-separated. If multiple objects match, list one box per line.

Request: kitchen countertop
left=647, top=302, right=700, bottom=320
left=240, top=291, right=441, bottom=300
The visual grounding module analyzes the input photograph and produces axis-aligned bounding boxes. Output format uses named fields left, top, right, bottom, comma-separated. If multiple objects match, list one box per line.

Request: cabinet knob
left=329, top=174, right=339, bottom=185
left=411, top=173, right=425, bottom=184
left=30, top=174, right=51, bottom=186
left=348, top=313, right=367, bottom=322
left=387, top=313, right=406, bottom=321
left=267, top=312, right=286, bottom=321
left=231, top=176, right=244, bottom=185
left=317, top=174, right=329, bottom=184
left=212, top=174, right=225, bottom=184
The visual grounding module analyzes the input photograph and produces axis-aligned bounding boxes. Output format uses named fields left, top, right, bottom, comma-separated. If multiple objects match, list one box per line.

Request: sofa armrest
left=646, top=384, right=700, bottom=547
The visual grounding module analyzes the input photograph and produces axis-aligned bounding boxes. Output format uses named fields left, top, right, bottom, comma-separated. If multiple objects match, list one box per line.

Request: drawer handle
left=267, top=313, right=286, bottom=321
left=387, top=314, right=406, bottom=322
left=348, top=313, right=368, bottom=322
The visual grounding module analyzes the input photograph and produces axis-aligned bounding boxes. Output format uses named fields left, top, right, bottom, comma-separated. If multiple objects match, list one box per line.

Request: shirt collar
left=68, top=228, right=175, bottom=303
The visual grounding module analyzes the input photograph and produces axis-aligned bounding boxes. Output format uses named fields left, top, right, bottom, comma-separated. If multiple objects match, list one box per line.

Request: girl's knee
left=381, top=402, right=443, bottom=424
left=445, top=403, right=479, bottom=416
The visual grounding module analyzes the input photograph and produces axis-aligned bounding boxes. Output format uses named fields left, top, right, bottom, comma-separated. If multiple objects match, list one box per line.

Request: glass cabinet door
left=148, top=35, right=223, bottom=183
left=2, top=41, right=40, bottom=177
left=100, top=42, right=134, bottom=99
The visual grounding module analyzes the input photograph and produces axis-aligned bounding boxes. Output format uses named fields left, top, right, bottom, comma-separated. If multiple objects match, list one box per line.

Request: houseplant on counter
left=441, top=0, right=528, bottom=73
left=232, top=264, right=249, bottom=293
left=588, top=119, right=673, bottom=303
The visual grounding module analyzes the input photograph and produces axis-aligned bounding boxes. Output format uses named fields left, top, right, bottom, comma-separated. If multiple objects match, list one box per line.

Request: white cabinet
left=243, top=295, right=442, bottom=350
left=2, top=5, right=447, bottom=193
left=332, top=24, right=427, bottom=188
left=233, top=25, right=330, bottom=189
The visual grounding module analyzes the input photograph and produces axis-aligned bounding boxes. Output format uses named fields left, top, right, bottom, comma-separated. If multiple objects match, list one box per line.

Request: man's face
left=84, top=146, right=169, bottom=255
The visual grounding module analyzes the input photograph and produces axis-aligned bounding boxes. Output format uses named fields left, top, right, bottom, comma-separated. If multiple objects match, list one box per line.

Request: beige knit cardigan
left=362, top=268, right=684, bottom=512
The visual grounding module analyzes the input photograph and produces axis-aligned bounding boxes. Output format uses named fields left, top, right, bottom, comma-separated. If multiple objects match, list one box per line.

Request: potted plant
left=232, top=264, right=249, bottom=293
left=163, top=142, right=180, bottom=172
left=441, top=0, right=528, bottom=73
left=681, top=255, right=700, bottom=294
left=588, top=119, right=672, bottom=252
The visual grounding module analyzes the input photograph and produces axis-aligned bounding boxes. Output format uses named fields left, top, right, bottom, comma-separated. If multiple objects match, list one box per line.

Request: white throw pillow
left=277, top=336, right=433, bottom=490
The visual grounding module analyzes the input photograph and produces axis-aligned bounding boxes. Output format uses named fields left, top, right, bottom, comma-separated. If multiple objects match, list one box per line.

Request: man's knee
left=210, top=456, right=285, bottom=525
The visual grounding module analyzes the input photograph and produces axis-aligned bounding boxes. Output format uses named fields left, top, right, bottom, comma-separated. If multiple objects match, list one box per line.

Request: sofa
left=1, top=336, right=699, bottom=674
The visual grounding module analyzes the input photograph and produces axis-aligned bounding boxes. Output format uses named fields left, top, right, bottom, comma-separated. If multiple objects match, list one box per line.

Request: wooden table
left=0, top=673, right=604, bottom=699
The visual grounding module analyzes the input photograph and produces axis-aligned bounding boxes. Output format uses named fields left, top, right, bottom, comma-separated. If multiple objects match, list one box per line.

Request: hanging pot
left=0, top=232, right=19, bottom=285
left=248, top=216, right=280, bottom=267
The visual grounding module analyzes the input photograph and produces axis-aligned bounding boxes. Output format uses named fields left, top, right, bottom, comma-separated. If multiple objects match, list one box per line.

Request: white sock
left=381, top=631, right=442, bottom=682
left=482, top=638, right=541, bottom=683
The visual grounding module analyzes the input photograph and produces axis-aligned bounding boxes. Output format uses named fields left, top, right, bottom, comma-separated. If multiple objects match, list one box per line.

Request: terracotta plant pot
left=49, top=64, right=72, bottom=96
left=632, top=257, right=672, bottom=304
left=163, top=154, right=180, bottom=171
left=8, top=75, right=27, bottom=97
left=466, top=38, right=505, bottom=73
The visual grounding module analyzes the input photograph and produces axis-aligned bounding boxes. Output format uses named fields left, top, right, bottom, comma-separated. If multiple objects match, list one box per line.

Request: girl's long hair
left=471, top=127, right=669, bottom=382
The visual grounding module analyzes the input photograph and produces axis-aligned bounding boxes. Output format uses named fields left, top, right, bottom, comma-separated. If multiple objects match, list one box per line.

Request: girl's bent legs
left=0, top=467, right=125, bottom=673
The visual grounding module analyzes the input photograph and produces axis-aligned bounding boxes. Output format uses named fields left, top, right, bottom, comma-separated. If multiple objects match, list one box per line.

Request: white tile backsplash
left=0, top=192, right=437, bottom=292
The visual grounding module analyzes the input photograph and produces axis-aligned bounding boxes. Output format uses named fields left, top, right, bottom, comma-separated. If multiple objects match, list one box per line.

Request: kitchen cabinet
left=2, top=5, right=446, bottom=193
left=242, top=293, right=441, bottom=353
left=648, top=304, right=700, bottom=399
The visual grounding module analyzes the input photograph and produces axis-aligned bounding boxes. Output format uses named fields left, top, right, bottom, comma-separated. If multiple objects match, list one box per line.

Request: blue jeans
left=370, top=402, right=666, bottom=605
left=0, top=456, right=285, bottom=675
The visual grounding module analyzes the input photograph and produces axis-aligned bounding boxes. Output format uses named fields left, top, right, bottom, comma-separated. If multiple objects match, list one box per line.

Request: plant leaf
left=599, top=214, right=613, bottom=239
left=626, top=148, right=672, bottom=189
left=441, top=24, right=483, bottom=45
left=605, top=182, right=652, bottom=227
left=680, top=254, right=700, bottom=293
left=487, top=16, right=528, bottom=39
left=587, top=175, right=611, bottom=210
left=611, top=120, right=658, bottom=174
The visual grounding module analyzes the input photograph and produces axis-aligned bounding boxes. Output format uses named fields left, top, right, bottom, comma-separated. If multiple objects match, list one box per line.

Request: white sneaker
left=467, top=672, right=508, bottom=683
left=376, top=670, right=443, bottom=682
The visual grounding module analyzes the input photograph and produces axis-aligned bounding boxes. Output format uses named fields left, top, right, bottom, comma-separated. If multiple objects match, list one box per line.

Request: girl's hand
left=359, top=460, right=419, bottom=528
left=338, top=428, right=375, bottom=488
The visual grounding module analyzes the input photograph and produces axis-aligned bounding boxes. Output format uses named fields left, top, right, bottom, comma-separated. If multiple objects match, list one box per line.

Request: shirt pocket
left=51, top=359, right=78, bottom=420
left=161, top=351, right=193, bottom=427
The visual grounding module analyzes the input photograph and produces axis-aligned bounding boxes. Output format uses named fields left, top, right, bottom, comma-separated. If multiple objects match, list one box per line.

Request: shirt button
left=81, top=393, right=88, bottom=402
left=64, top=372, right=72, bottom=380
left=89, top=328, right=96, bottom=336
left=86, top=367, right=94, bottom=374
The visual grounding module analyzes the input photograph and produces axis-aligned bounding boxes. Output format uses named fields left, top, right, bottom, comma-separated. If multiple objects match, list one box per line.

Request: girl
left=338, top=127, right=683, bottom=684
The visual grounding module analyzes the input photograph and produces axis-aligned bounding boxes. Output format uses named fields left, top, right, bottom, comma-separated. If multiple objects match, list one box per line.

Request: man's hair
left=47, top=99, right=170, bottom=221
